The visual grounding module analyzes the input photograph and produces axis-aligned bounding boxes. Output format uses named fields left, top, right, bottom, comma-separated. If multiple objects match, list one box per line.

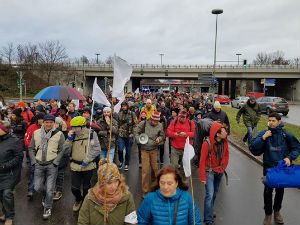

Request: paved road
left=12, top=143, right=300, bottom=225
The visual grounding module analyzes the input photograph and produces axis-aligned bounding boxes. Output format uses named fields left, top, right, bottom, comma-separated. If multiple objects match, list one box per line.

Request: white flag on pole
left=134, top=88, right=139, bottom=94
left=182, top=136, right=195, bottom=177
left=112, top=55, right=132, bottom=98
left=109, top=85, right=113, bottom=92
left=92, top=78, right=111, bottom=107
left=114, top=95, right=125, bottom=113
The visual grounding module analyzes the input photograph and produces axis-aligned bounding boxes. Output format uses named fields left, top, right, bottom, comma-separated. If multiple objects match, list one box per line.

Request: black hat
left=82, top=107, right=91, bottom=115
left=60, top=104, right=68, bottom=111
left=36, top=112, right=46, bottom=120
left=43, top=114, right=55, bottom=121
left=12, top=108, right=22, bottom=118
left=195, top=110, right=203, bottom=116
left=171, top=107, right=179, bottom=115
left=121, top=101, right=128, bottom=106
left=35, top=104, right=45, bottom=113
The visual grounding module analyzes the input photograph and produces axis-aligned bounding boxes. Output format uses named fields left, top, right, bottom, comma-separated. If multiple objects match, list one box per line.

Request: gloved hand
left=81, top=161, right=88, bottom=167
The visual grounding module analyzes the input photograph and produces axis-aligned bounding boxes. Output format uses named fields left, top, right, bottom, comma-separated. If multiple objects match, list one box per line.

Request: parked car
left=256, top=97, right=289, bottom=116
left=215, top=95, right=230, bottom=104
left=231, top=96, right=249, bottom=109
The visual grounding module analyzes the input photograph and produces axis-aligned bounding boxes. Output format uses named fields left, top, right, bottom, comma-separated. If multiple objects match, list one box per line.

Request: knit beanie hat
left=17, top=101, right=26, bottom=108
left=12, top=108, right=23, bottom=118
left=214, top=101, right=221, bottom=109
left=151, top=111, right=161, bottom=121
left=97, top=159, right=120, bottom=186
left=103, top=107, right=112, bottom=112
left=55, top=117, right=63, bottom=125
left=178, top=109, right=188, bottom=117
left=249, top=95, right=256, bottom=101
left=140, top=110, right=147, bottom=116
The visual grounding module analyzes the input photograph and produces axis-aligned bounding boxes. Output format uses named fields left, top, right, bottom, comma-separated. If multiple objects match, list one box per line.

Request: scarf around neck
left=93, top=183, right=123, bottom=213
left=40, top=125, right=53, bottom=161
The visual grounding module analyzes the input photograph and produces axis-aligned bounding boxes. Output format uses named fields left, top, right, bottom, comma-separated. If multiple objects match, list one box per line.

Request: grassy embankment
left=222, top=106, right=300, bottom=140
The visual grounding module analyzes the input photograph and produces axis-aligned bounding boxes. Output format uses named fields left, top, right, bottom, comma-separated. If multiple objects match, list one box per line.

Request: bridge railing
left=65, top=63, right=299, bottom=70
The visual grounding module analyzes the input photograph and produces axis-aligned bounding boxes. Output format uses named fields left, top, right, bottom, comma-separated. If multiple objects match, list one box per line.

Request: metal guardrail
left=66, top=63, right=299, bottom=69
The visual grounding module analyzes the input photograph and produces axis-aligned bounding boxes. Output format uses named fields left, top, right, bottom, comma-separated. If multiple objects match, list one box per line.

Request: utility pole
left=95, top=53, right=100, bottom=64
left=236, top=53, right=242, bottom=65
left=159, top=53, right=164, bottom=66
left=17, top=71, right=24, bottom=101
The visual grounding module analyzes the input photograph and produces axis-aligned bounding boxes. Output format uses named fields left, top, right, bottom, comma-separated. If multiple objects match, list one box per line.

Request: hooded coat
left=236, top=100, right=261, bottom=127
left=249, top=122, right=300, bottom=167
left=138, top=188, right=202, bottom=225
left=199, top=123, right=229, bottom=182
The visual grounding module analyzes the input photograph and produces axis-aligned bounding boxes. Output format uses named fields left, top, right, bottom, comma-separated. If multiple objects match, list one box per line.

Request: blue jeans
left=243, top=126, right=254, bottom=145
left=204, top=171, right=224, bottom=224
left=100, top=148, right=115, bottom=162
left=118, top=137, right=133, bottom=165
left=34, top=164, right=58, bottom=209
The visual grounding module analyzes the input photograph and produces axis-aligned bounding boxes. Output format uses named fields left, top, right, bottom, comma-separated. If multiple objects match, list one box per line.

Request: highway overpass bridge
left=69, top=63, right=300, bottom=101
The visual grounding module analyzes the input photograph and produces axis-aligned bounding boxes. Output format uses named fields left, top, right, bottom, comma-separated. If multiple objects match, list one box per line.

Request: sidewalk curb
left=228, top=138, right=263, bottom=166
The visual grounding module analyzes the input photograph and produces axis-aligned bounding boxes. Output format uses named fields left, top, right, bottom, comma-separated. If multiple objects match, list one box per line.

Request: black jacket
left=0, top=133, right=23, bottom=190
left=206, top=108, right=230, bottom=134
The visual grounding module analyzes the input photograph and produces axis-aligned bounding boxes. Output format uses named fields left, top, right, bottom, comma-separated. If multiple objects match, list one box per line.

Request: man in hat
left=206, top=101, right=230, bottom=134
left=236, top=95, right=261, bottom=145
left=28, top=114, right=66, bottom=220
left=117, top=101, right=137, bottom=171
left=134, top=111, right=164, bottom=198
left=17, top=101, right=34, bottom=125
left=167, top=109, right=195, bottom=179
left=58, top=104, right=71, bottom=130
left=140, top=99, right=157, bottom=119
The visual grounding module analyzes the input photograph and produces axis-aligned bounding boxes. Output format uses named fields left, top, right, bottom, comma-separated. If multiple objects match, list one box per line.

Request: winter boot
left=263, top=214, right=272, bottom=225
left=274, top=211, right=284, bottom=224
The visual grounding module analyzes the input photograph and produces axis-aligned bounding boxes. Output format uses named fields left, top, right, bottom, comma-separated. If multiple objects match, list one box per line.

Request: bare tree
left=105, top=56, right=113, bottom=64
left=253, top=52, right=272, bottom=65
left=38, top=40, right=68, bottom=85
left=80, top=55, right=89, bottom=64
left=0, top=42, right=15, bottom=64
left=16, top=43, right=38, bottom=66
left=271, top=50, right=289, bottom=65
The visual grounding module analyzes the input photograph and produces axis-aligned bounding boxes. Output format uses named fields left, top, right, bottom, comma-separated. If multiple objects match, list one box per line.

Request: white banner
left=92, top=78, right=111, bottom=107
left=182, top=137, right=195, bottom=177
left=112, top=55, right=132, bottom=98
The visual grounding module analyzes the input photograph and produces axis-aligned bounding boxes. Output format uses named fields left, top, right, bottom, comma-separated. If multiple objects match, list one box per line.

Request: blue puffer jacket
left=138, top=188, right=202, bottom=225
left=249, top=123, right=300, bottom=167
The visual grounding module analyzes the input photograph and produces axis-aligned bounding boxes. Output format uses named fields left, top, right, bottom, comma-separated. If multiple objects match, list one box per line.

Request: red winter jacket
left=24, top=124, right=41, bottom=147
left=199, top=122, right=229, bottom=182
left=21, top=108, right=34, bottom=125
left=167, top=119, right=195, bottom=150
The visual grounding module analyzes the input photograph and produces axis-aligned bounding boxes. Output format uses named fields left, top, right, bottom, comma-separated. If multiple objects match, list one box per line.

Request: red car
left=215, top=95, right=230, bottom=104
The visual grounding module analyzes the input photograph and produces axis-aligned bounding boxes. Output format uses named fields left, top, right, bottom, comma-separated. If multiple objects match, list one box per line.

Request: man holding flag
left=199, top=122, right=229, bottom=225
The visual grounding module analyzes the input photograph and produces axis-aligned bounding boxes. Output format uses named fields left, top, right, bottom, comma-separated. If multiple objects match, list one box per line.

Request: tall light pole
left=236, top=53, right=242, bottom=65
left=159, top=53, right=164, bottom=66
left=211, top=8, right=223, bottom=99
left=95, top=53, right=100, bottom=64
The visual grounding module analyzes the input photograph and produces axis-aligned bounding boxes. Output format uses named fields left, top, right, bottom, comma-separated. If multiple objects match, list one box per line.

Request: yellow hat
left=97, top=159, right=120, bottom=185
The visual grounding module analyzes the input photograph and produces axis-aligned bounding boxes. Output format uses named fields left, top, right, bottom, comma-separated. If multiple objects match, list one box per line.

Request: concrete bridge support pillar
left=230, top=79, right=236, bottom=98
left=218, top=80, right=222, bottom=95
left=126, top=79, right=133, bottom=93
left=224, top=80, right=229, bottom=96
left=240, top=80, right=247, bottom=96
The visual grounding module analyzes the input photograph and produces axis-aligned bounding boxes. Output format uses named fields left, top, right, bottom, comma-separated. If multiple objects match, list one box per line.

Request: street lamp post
left=211, top=8, right=223, bottom=100
left=17, top=71, right=24, bottom=101
left=95, top=53, right=100, bottom=64
left=159, top=53, right=164, bottom=66
left=236, top=53, right=242, bottom=65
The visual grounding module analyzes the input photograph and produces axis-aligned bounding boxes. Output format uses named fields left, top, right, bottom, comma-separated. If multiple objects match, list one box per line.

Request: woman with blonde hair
left=78, top=159, right=137, bottom=225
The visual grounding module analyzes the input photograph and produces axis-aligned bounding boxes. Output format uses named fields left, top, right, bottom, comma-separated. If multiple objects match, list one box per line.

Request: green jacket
left=63, top=128, right=101, bottom=171
left=134, top=119, right=165, bottom=150
left=118, top=111, right=137, bottom=138
left=96, top=116, right=118, bottom=150
left=78, top=189, right=137, bottom=225
left=236, top=101, right=261, bottom=127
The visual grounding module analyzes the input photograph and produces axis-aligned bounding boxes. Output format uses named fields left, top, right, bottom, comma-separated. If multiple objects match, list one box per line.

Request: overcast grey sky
left=1, top=0, right=299, bottom=65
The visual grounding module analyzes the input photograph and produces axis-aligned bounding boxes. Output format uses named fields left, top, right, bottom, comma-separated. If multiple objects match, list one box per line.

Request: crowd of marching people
left=0, top=90, right=299, bottom=225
